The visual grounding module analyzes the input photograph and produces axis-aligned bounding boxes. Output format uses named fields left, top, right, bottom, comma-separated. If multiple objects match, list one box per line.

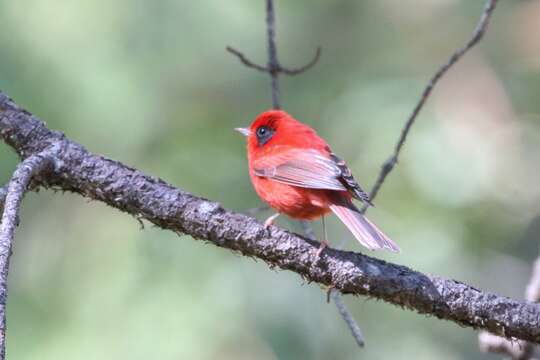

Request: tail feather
left=329, top=201, right=400, bottom=253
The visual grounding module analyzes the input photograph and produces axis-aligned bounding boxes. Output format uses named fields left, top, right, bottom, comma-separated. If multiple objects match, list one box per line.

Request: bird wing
left=328, top=152, right=372, bottom=204
left=252, top=148, right=348, bottom=191
left=253, top=148, right=373, bottom=205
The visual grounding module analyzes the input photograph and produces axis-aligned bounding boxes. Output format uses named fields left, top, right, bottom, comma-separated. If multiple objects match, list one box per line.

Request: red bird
left=236, top=110, right=399, bottom=255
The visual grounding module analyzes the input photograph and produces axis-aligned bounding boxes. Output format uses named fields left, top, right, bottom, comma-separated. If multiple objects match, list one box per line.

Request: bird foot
left=263, top=213, right=280, bottom=228
left=315, top=240, right=329, bottom=260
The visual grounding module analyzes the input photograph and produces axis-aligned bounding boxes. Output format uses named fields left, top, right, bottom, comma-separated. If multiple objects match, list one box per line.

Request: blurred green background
left=1, top=0, right=539, bottom=359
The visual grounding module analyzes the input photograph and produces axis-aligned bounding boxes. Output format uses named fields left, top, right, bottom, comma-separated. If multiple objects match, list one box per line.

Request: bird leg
left=264, top=213, right=280, bottom=228
left=315, top=240, right=329, bottom=258
left=315, top=215, right=329, bottom=259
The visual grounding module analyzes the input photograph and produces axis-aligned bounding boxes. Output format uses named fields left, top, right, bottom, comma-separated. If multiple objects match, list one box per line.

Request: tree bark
left=2, top=91, right=540, bottom=344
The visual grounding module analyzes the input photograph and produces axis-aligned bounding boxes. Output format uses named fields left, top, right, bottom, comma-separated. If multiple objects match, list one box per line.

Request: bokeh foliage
left=1, top=1, right=540, bottom=359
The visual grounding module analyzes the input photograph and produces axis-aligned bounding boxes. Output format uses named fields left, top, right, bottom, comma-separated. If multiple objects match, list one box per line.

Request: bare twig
left=479, top=249, right=540, bottom=359
left=226, top=45, right=322, bottom=77
left=265, top=0, right=280, bottom=108
left=0, top=149, right=55, bottom=360
left=225, top=47, right=269, bottom=73
left=334, top=0, right=498, bottom=346
left=341, top=0, right=498, bottom=346
left=226, top=0, right=321, bottom=109
left=302, top=211, right=365, bottom=344
left=279, top=47, right=322, bottom=75
left=361, top=0, right=499, bottom=213
left=330, top=289, right=365, bottom=347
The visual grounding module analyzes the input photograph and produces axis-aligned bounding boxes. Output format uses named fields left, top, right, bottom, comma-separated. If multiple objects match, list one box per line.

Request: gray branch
left=0, top=148, right=56, bottom=359
left=1, top=93, right=540, bottom=345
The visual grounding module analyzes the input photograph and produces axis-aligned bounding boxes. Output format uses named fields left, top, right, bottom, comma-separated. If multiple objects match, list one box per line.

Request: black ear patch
left=255, top=125, right=275, bottom=146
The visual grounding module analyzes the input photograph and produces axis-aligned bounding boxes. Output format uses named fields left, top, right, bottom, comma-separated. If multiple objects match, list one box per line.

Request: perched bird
left=236, top=110, right=400, bottom=255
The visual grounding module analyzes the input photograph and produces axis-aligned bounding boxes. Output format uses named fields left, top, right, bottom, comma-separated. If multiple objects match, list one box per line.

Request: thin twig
left=0, top=150, right=55, bottom=360
left=361, top=0, right=499, bottom=213
left=226, top=0, right=321, bottom=109
left=265, top=0, right=280, bottom=109
left=479, top=248, right=540, bottom=359
left=302, top=210, right=366, bottom=345
left=226, top=45, right=321, bottom=78
left=225, top=47, right=269, bottom=73
left=338, top=0, right=499, bottom=346
left=279, top=47, right=322, bottom=75
left=330, top=289, right=365, bottom=347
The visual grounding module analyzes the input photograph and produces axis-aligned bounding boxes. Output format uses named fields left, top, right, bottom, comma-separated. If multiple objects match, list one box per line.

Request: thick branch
left=0, top=149, right=55, bottom=359
left=1, top=93, right=540, bottom=344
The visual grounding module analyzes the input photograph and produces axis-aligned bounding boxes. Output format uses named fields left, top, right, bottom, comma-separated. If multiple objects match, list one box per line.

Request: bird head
left=236, top=110, right=310, bottom=150
left=235, top=110, right=283, bottom=147
left=236, top=110, right=328, bottom=164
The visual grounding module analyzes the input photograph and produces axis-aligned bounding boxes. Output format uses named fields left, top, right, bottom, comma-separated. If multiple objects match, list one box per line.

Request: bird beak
left=234, top=127, right=251, bottom=137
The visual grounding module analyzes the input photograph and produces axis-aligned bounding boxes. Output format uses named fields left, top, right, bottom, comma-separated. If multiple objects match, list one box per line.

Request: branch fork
left=226, top=46, right=321, bottom=76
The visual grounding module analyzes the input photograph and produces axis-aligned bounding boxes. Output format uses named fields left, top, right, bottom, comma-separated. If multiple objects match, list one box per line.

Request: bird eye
left=255, top=126, right=274, bottom=146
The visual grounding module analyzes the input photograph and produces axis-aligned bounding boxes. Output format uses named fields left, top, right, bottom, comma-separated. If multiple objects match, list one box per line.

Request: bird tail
left=329, top=198, right=400, bottom=253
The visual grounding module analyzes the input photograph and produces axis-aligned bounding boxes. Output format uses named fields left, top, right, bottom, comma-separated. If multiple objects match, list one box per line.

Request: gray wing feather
left=253, top=149, right=347, bottom=191
left=329, top=153, right=372, bottom=205
left=253, top=148, right=372, bottom=206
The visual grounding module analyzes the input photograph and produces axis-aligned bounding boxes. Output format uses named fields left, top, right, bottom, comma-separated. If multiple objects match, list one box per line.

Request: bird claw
left=264, top=213, right=280, bottom=228
left=314, top=240, right=329, bottom=260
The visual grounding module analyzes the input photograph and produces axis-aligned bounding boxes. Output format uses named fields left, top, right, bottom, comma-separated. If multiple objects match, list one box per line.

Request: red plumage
left=237, top=110, right=399, bottom=253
